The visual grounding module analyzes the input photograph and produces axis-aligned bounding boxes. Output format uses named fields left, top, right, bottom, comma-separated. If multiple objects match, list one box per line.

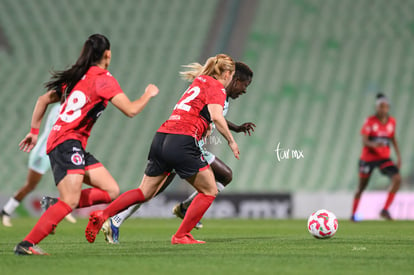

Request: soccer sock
left=111, top=204, right=142, bottom=227
left=216, top=181, right=225, bottom=192
left=2, top=197, right=20, bottom=216
left=174, top=193, right=215, bottom=238
left=352, top=198, right=360, bottom=215
left=181, top=182, right=224, bottom=210
left=182, top=191, right=198, bottom=209
left=77, top=188, right=111, bottom=208
left=383, top=192, right=396, bottom=211
left=24, top=200, right=72, bottom=245
left=102, top=189, right=145, bottom=220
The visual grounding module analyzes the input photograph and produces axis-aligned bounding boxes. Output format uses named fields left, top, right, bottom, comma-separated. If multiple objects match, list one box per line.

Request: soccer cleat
left=40, top=196, right=58, bottom=212
left=172, top=203, right=186, bottom=219
left=172, top=203, right=203, bottom=230
left=171, top=233, right=205, bottom=245
left=64, top=213, right=77, bottom=224
left=380, top=209, right=393, bottom=220
left=195, top=221, right=203, bottom=229
left=1, top=211, right=12, bottom=227
left=350, top=215, right=357, bottom=222
left=101, top=218, right=119, bottom=244
left=14, top=241, right=49, bottom=256
left=85, top=210, right=106, bottom=243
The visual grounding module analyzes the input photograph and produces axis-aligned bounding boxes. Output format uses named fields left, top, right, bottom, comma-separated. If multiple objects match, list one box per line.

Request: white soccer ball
left=307, top=209, right=339, bottom=239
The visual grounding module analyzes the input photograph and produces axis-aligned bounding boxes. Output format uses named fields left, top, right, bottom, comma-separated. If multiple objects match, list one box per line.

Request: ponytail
left=45, top=34, right=110, bottom=101
left=180, top=54, right=235, bottom=81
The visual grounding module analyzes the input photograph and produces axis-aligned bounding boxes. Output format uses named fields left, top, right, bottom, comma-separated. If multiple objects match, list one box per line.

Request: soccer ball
left=307, top=209, right=338, bottom=239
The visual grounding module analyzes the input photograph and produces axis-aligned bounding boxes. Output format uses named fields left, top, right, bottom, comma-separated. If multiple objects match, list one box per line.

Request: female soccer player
left=351, top=93, right=401, bottom=221
left=85, top=53, right=239, bottom=245
left=1, top=104, right=76, bottom=227
left=101, top=62, right=254, bottom=244
left=14, top=34, right=159, bottom=255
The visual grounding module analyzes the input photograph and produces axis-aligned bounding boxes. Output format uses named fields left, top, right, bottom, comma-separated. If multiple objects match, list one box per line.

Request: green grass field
left=1, top=218, right=413, bottom=275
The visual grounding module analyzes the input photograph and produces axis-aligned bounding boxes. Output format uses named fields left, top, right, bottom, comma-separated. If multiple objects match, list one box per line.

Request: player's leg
left=85, top=173, right=167, bottom=243
left=351, top=160, right=372, bottom=221
left=103, top=172, right=177, bottom=244
left=379, top=161, right=400, bottom=220
left=1, top=169, right=42, bottom=227
left=173, top=156, right=232, bottom=228
left=14, top=174, right=82, bottom=255
left=172, top=167, right=217, bottom=244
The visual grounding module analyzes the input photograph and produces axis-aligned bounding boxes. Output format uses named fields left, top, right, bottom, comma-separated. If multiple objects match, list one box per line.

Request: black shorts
left=48, top=139, right=102, bottom=185
left=359, top=158, right=399, bottom=179
left=145, top=132, right=209, bottom=179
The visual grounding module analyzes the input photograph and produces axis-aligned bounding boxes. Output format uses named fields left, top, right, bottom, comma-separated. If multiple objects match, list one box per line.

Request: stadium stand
left=0, top=0, right=413, bottom=195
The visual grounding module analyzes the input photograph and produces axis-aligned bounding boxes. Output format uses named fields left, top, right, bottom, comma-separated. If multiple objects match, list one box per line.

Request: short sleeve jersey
left=360, top=115, right=396, bottom=161
left=46, top=66, right=123, bottom=153
left=158, top=75, right=227, bottom=140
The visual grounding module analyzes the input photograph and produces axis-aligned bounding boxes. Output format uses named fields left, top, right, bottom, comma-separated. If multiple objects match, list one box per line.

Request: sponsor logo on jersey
left=72, top=147, right=82, bottom=152
left=71, top=152, right=84, bottom=165
left=197, top=76, right=206, bottom=82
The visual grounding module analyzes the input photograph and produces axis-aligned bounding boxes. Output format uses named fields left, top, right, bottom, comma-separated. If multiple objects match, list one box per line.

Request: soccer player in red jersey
left=85, top=54, right=239, bottom=245
left=14, top=34, right=159, bottom=255
left=100, top=62, right=254, bottom=244
left=351, top=93, right=402, bottom=221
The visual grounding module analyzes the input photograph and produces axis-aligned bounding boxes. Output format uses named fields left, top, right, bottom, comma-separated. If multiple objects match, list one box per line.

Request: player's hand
left=397, top=158, right=402, bottom=169
left=375, top=141, right=386, bottom=147
left=145, top=84, right=159, bottom=97
left=238, top=122, right=256, bottom=136
left=203, top=124, right=213, bottom=138
left=229, top=141, right=240, bottom=160
left=19, top=133, right=38, bottom=153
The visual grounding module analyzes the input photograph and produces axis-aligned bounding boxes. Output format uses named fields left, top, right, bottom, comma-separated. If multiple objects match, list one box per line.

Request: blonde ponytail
left=180, top=54, right=235, bottom=81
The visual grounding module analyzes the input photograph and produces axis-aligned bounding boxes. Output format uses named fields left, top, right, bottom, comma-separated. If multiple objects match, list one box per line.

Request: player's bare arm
left=19, top=90, right=60, bottom=152
left=226, top=119, right=256, bottom=136
left=110, top=84, right=159, bottom=118
left=362, top=134, right=384, bottom=149
left=208, top=103, right=239, bottom=159
left=391, top=136, right=402, bottom=168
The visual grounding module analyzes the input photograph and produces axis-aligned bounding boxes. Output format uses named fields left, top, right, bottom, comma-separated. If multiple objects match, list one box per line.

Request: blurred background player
left=14, top=33, right=159, bottom=255
left=1, top=104, right=76, bottom=227
left=101, top=62, right=255, bottom=244
left=85, top=54, right=239, bottom=245
left=351, top=93, right=401, bottom=221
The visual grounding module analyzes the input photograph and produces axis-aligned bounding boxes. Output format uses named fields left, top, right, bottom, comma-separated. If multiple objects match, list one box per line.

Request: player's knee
left=107, top=185, right=120, bottom=200
left=392, top=173, right=401, bottom=184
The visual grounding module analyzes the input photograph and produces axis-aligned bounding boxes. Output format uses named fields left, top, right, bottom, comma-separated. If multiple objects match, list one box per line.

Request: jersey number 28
left=60, top=90, right=87, bottom=123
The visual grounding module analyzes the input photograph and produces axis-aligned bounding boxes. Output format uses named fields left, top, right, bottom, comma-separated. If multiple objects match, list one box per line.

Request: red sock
left=77, top=188, right=111, bottom=208
left=24, top=200, right=72, bottom=245
left=383, top=192, right=396, bottom=210
left=352, top=197, right=360, bottom=215
left=174, top=193, right=215, bottom=238
left=102, top=188, right=145, bottom=219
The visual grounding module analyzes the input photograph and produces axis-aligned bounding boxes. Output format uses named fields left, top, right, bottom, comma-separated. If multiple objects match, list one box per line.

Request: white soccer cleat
left=1, top=212, right=12, bottom=227
left=64, top=213, right=77, bottom=224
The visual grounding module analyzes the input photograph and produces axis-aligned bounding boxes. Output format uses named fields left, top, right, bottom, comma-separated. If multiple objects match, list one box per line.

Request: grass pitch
left=1, top=218, right=413, bottom=275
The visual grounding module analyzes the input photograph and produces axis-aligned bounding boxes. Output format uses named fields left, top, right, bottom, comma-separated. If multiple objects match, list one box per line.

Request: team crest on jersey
left=71, top=152, right=84, bottom=166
